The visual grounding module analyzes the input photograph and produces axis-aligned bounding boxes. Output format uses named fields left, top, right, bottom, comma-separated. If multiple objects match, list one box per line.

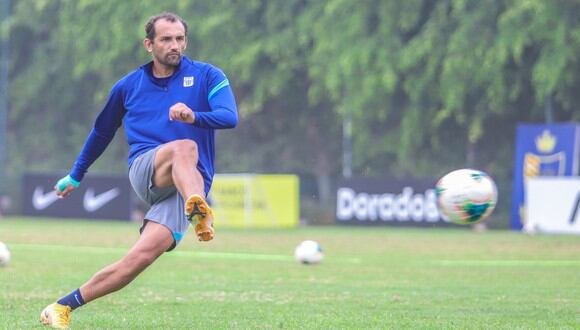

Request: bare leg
left=79, top=222, right=173, bottom=303
left=152, top=139, right=214, bottom=241
left=152, top=139, right=205, bottom=199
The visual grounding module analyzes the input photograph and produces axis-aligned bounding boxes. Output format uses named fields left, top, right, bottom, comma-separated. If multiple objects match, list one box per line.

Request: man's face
left=146, top=19, right=187, bottom=67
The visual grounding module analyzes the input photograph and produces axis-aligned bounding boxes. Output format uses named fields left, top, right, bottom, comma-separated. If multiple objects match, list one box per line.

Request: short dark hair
left=145, top=12, right=188, bottom=40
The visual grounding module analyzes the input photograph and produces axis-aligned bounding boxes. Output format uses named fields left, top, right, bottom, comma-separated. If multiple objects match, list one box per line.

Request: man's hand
left=54, top=175, right=80, bottom=198
left=169, top=102, right=195, bottom=124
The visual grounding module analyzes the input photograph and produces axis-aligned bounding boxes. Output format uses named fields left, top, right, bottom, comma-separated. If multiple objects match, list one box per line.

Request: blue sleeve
left=192, top=67, right=238, bottom=129
left=69, top=84, right=125, bottom=181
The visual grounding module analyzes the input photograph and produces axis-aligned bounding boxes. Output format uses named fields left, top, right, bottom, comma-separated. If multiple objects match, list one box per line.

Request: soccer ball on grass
left=294, top=240, right=324, bottom=265
left=436, top=169, right=497, bottom=225
left=0, top=241, right=11, bottom=267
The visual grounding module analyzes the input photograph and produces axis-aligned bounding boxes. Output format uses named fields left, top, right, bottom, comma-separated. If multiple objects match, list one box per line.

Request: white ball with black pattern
left=294, top=240, right=324, bottom=265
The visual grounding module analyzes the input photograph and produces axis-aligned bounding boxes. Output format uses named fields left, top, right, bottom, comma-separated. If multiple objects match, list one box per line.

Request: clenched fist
left=169, top=102, right=196, bottom=124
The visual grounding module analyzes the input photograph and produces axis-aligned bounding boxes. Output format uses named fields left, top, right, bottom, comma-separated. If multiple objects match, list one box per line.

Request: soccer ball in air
left=0, top=241, right=11, bottom=267
left=436, top=169, right=498, bottom=225
left=294, top=240, right=324, bottom=265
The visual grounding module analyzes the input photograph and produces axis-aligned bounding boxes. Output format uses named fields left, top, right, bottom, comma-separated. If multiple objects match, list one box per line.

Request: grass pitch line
left=433, top=259, right=580, bottom=267
left=173, top=250, right=294, bottom=261
left=175, top=251, right=363, bottom=263
left=10, top=243, right=361, bottom=263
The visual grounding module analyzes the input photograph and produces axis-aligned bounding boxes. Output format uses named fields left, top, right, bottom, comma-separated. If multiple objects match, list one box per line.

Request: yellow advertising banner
left=210, top=174, right=299, bottom=228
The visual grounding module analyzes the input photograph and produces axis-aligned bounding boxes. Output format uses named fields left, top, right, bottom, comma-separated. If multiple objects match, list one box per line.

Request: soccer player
left=40, top=12, right=237, bottom=329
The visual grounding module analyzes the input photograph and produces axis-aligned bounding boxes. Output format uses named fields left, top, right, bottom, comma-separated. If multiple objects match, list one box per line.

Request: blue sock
left=57, top=288, right=85, bottom=310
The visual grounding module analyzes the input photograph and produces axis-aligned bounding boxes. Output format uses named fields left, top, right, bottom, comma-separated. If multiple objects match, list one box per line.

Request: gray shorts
left=129, top=147, right=190, bottom=250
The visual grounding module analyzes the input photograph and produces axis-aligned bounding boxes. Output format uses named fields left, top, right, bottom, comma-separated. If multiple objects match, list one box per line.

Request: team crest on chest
left=183, top=76, right=194, bottom=87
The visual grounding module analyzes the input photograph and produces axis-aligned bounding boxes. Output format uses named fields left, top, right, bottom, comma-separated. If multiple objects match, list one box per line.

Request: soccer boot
left=185, top=194, right=215, bottom=241
left=40, top=303, right=71, bottom=329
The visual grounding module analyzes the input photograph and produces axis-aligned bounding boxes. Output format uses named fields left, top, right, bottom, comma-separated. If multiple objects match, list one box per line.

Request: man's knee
left=170, top=139, right=199, bottom=159
left=123, top=251, right=157, bottom=274
left=154, top=139, right=199, bottom=184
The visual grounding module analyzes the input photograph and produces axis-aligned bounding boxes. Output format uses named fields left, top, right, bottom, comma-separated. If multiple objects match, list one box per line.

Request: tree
left=5, top=0, right=580, bottom=218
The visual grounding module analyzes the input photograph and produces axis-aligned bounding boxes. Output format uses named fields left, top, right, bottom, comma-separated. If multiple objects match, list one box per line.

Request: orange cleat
left=185, top=194, right=215, bottom=241
left=40, top=303, right=71, bottom=329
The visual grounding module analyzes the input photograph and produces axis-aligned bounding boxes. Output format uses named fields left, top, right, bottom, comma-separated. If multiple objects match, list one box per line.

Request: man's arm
left=169, top=66, right=237, bottom=129
left=169, top=81, right=238, bottom=129
left=193, top=82, right=238, bottom=129
left=56, top=85, right=125, bottom=196
left=194, top=66, right=238, bottom=129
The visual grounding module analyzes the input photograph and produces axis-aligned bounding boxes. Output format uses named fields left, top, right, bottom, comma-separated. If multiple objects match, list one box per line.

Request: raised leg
left=151, top=139, right=214, bottom=241
left=152, top=139, right=205, bottom=200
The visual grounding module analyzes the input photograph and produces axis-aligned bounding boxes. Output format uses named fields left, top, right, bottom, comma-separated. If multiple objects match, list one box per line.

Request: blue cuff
left=56, top=175, right=81, bottom=192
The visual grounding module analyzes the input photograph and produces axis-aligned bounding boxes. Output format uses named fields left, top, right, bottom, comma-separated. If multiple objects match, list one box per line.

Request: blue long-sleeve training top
left=69, top=56, right=238, bottom=193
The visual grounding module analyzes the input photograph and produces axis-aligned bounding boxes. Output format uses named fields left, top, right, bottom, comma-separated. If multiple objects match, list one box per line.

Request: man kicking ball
left=40, top=12, right=237, bottom=328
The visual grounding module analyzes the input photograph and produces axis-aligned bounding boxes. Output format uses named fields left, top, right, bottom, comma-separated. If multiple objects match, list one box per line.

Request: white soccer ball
left=294, top=240, right=324, bottom=265
left=0, top=241, right=11, bottom=267
left=436, top=169, right=498, bottom=225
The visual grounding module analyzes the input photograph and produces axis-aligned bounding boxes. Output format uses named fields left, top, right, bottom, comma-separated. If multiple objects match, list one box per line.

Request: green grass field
left=0, top=217, right=579, bottom=329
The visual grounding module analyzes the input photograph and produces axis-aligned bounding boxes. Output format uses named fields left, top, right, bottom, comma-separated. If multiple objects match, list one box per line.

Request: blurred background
left=1, top=0, right=579, bottom=230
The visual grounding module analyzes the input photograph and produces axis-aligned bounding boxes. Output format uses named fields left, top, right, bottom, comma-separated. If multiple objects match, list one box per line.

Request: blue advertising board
left=511, top=123, right=580, bottom=230
left=22, top=172, right=134, bottom=220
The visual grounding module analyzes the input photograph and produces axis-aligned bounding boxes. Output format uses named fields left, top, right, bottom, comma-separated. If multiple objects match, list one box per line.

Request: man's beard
left=159, top=53, right=182, bottom=67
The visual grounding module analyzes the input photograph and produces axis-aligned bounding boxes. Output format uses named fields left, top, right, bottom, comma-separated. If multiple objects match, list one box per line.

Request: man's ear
left=143, top=39, right=153, bottom=53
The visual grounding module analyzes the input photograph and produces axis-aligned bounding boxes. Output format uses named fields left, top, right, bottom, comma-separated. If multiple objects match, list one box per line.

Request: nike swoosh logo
left=32, top=187, right=59, bottom=210
left=83, top=188, right=120, bottom=212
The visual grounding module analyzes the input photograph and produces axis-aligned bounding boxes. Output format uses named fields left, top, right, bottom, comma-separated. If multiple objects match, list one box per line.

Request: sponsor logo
left=535, top=130, right=556, bottom=153
left=83, top=188, right=120, bottom=212
left=183, top=76, right=194, bottom=87
left=336, top=187, right=442, bottom=222
left=32, top=187, right=59, bottom=210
